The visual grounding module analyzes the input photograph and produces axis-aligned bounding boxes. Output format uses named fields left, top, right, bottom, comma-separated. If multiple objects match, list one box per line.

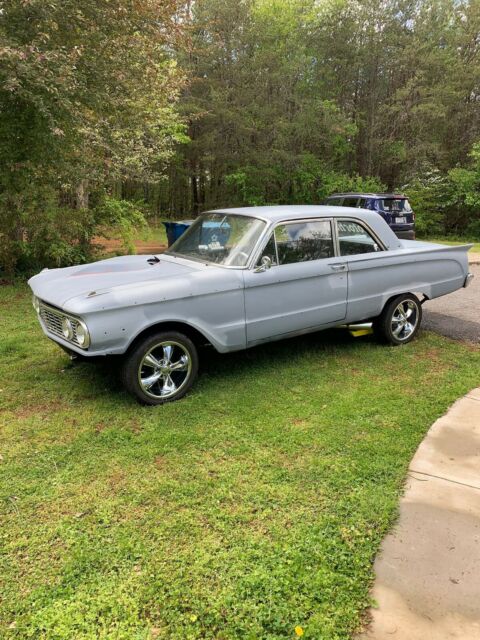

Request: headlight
left=75, top=322, right=89, bottom=347
left=61, top=317, right=74, bottom=340
left=32, top=295, right=40, bottom=313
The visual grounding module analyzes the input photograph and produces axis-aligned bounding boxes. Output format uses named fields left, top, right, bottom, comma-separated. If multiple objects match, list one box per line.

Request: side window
left=274, top=220, right=334, bottom=265
left=337, top=220, right=381, bottom=256
left=342, top=197, right=359, bottom=208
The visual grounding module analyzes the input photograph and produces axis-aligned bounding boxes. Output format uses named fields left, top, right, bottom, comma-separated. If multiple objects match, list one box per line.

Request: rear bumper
left=394, top=229, right=416, bottom=240
left=464, top=272, right=474, bottom=288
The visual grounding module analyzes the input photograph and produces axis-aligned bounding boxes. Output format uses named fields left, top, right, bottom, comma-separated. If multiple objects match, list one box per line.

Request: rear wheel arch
left=373, top=292, right=422, bottom=345
left=381, top=291, right=427, bottom=311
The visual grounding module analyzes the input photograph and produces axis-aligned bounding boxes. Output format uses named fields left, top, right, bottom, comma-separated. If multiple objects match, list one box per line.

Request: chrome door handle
left=329, top=263, right=347, bottom=272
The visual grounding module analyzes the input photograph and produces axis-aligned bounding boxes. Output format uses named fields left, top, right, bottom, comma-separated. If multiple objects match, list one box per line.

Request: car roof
left=326, top=193, right=407, bottom=199
left=209, top=204, right=359, bottom=222
left=207, top=205, right=404, bottom=250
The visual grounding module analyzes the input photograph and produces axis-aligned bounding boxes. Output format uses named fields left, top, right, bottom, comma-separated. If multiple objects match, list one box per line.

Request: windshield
left=166, top=213, right=266, bottom=267
left=381, top=198, right=412, bottom=213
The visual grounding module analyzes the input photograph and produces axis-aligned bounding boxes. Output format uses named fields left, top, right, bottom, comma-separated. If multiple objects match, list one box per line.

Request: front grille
left=39, top=303, right=82, bottom=347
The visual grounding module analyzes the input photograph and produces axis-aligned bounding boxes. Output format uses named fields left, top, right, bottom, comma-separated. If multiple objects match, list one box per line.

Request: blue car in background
left=324, top=193, right=415, bottom=240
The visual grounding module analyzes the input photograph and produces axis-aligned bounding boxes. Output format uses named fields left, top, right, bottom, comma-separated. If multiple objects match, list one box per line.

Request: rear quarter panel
left=344, top=242, right=471, bottom=323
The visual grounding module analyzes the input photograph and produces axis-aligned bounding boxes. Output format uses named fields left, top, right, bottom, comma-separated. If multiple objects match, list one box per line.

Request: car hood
left=28, top=254, right=198, bottom=309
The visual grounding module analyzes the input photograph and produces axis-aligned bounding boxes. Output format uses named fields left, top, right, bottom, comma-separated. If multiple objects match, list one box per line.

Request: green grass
left=139, top=222, right=168, bottom=246
left=419, top=237, right=480, bottom=253
left=1, top=284, right=480, bottom=639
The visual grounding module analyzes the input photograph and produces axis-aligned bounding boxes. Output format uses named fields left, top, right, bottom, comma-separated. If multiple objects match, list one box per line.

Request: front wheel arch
left=125, top=321, right=212, bottom=356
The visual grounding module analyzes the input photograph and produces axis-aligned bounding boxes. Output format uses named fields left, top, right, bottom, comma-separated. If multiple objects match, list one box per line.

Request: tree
left=161, top=0, right=359, bottom=215
left=0, top=0, right=188, bottom=271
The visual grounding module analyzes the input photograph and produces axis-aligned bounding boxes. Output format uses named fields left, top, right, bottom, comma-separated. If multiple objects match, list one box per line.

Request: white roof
left=209, top=205, right=403, bottom=249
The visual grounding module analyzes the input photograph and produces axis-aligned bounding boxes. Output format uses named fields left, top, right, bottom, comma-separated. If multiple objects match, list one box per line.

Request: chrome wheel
left=138, top=341, right=192, bottom=399
left=391, top=300, right=418, bottom=341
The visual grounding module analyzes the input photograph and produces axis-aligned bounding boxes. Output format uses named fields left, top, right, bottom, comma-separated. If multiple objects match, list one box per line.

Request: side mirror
left=254, top=255, right=273, bottom=273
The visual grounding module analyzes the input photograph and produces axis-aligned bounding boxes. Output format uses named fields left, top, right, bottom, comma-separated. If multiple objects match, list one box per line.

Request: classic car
left=29, top=205, right=473, bottom=405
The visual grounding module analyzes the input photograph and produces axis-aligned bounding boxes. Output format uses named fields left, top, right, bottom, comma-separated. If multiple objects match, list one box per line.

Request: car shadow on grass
left=201, top=328, right=377, bottom=380
left=69, top=328, right=377, bottom=405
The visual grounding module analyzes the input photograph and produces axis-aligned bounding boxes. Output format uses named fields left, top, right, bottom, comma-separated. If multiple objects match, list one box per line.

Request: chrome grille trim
left=38, top=301, right=88, bottom=349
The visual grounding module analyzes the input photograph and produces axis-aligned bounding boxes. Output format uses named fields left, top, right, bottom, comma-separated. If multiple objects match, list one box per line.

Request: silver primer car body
left=29, top=206, right=472, bottom=403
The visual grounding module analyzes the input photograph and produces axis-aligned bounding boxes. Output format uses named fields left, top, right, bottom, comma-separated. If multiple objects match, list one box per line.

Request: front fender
left=73, top=287, right=247, bottom=356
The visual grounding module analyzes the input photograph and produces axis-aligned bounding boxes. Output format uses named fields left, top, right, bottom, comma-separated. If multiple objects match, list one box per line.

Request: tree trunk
left=191, top=164, right=200, bottom=216
left=76, top=180, right=89, bottom=209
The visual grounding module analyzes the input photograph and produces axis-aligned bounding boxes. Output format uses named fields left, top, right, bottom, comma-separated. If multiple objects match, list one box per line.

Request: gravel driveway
left=423, top=264, right=480, bottom=343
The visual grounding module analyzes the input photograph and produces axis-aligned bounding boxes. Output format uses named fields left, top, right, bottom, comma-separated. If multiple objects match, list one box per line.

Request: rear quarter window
left=337, top=220, right=382, bottom=256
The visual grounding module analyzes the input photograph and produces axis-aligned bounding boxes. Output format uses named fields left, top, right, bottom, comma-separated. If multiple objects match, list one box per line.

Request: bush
left=0, top=190, right=147, bottom=276
left=403, top=169, right=448, bottom=237
left=93, top=197, right=147, bottom=255
left=404, top=146, right=480, bottom=238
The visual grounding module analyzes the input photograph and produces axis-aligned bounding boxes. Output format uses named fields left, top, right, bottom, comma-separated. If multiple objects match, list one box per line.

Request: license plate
left=395, top=216, right=406, bottom=224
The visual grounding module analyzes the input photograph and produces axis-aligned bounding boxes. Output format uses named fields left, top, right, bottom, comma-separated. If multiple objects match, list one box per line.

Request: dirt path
left=94, top=238, right=166, bottom=255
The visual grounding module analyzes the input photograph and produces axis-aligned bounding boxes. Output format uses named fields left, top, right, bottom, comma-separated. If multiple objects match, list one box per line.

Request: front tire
left=121, top=331, right=199, bottom=405
left=373, top=293, right=422, bottom=345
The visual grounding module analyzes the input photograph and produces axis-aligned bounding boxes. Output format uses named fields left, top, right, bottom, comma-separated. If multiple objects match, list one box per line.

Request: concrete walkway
left=359, top=389, right=480, bottom=639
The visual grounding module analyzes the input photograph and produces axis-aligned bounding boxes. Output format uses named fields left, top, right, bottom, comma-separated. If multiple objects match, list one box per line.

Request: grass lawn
left=419, top=237, right=480, bottom=253
left=1, top=284, right=479, bottom=639
left=139, top=223, right=168, bottom=246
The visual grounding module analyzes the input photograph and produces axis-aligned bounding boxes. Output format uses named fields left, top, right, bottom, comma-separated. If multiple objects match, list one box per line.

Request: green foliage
left=316, top=169, right=386, bottom=202
left=403, top=169, right=450, bottom=237
left=0, top=193, right=149, bottom=273
left=0, top=179, right=93, bottom=273
left=224, top=170, right=268, bottom=207
left=0, top=0, right=187, bottom=272
left=156, top=0, right=480, bottom=226
left=2, top=0, right=480, bottom=267
left=224, top=157, right=386, bottom=207
left=94, top=197, right=148, bottom=255
left=2, top=285, right=480, bottom=638
left=405, top=142, right=480, bottom=238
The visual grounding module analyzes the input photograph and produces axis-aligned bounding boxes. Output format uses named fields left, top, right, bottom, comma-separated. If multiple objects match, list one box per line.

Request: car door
left=335, top=218, right=388, bottom=321
left=243, top=218, right=348, bottom=344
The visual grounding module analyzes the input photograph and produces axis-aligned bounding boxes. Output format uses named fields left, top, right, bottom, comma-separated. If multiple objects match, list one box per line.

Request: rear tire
left=373, top=293, right=422, bottom=345
left=121, top=331, right=199, bottom=405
